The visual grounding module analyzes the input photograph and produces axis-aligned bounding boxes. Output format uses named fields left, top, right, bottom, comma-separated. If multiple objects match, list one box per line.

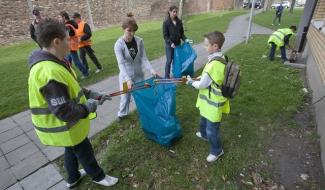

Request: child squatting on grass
left=186, top=31, right=230, bottom=162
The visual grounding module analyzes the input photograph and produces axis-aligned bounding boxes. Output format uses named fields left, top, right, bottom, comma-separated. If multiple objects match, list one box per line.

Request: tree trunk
left=290, top=0, right=296, bottom=13
left=178, top=0, right=184, bottom=19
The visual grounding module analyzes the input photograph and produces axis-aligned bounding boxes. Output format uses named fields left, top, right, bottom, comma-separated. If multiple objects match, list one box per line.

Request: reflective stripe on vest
left=268, top=28, right=293, bottom=47
left=76, top=21, right=92, bottom=48
left=34, top=120, right=78, bottom=133
left=29, top=60, right=90, bottom=146
left=196, top=59, right=229, bottom=122
left=199, top=94, right=226, bottom=108
left=30, top=90, right=84, bottom=115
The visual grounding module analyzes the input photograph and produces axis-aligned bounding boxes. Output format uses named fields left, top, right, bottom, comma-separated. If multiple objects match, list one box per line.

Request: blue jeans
left=269, top=42, right=287, bottom=62
left=64, top=138, right=105, bottom=183
left=199, top=116, right=223, bottom=156
left=68, top=51, right=89, bottom=76
left=165, top=44, right=174, bottom=78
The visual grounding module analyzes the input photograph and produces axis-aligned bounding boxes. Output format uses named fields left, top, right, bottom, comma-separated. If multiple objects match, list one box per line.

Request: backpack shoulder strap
left=209, top=55, right=228, bottom=65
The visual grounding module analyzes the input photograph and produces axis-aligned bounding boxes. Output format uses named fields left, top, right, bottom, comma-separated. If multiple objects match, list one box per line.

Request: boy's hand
left=186, top=75, right=193, bottom=85
left=127, top=80, right=133, bottom=89
left=185, top=39, right=193, bottom=44
left=171, top=43, right=176, bottom=48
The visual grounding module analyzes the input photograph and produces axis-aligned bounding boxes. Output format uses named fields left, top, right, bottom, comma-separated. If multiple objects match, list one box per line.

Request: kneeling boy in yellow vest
left=28, top=18, right=118, bottom=188
left=186, top=31, right=230, bottom=163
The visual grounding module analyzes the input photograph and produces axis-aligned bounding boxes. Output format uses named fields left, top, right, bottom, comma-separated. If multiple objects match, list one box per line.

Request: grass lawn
left=55, top=35, right=305, bottom=189
left=0, top=11, right=245, bottom=119
left=253, top=8, right=304, bottom=30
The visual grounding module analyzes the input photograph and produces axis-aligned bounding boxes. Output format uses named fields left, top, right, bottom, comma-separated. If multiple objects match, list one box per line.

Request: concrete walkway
left=0, top=11, right=273, bottom=190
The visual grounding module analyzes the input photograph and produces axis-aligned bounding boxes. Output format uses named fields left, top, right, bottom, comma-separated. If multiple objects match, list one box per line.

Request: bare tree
left=179, top=0, right=184, bottom=19
left=290, top=0, right=296, bottom=13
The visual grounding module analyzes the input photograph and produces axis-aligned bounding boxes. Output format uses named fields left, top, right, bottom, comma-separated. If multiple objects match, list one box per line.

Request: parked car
left=282, top=1, right=291, bottom=8
left=243, top=1, right=263, bottom=9
left=251, top=1, right=263, bottom=9
left=271, top=1, right=291, bottom=9
left=243, top=1, right=249, bottom=8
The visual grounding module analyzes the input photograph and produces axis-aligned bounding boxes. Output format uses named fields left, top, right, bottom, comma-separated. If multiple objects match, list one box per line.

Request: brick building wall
left=0, top=0, right=233, bottom=45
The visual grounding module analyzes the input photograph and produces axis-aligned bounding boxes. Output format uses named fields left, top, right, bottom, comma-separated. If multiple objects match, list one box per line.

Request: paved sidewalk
left=0, top=11, right=273, bottom=190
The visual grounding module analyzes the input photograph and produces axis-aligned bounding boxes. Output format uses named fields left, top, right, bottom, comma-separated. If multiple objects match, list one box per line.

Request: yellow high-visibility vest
left=196, top=60, right=230, bottom=122
left=28, top=60, right=95, bottom=146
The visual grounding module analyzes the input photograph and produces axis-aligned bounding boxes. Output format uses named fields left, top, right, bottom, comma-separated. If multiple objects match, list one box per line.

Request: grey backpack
left=209, top=56, right=241, bottom=98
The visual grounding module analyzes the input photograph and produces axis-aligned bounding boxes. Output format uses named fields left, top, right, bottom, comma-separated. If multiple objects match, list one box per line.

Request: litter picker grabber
left=106, top=82, right=152, bottom=97
left=154, top=77, right=199, bottom=85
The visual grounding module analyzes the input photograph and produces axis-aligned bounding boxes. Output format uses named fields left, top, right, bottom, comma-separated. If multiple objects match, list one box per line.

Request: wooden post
left=179, top=0, right=184, bottom=19
left=246, top=0, right=256, bottom=44
left=85, top=0, right=95, bottom=30
left=290, top=0, right=296, bottom=13
left=26, top=0, right=34, bottom=15
left=207, top=0, right=211, bottom=12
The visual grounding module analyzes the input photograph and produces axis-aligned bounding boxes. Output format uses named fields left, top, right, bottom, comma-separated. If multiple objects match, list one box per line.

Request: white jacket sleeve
left=191, top=73, right=212, bottom=89
left=114, top=40, right=131, bottom=81
left=139, top=39, right=155, bottom=74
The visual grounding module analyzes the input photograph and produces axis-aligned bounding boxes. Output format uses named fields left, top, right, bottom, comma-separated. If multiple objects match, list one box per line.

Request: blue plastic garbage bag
left=172, top=42, right=197, bottom=78
left=131, top=78, right=182, bottom=146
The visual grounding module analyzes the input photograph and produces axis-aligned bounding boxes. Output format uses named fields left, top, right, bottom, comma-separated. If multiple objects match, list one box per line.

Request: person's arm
left=190, top=73, right=212, bottom=89
left=284, top=34, right=292, bottom=47
left=66, top=25, right=75, bottom=37
left=30, top=23, right=37, bottom=42
left=80, top=23, right=92, bottom=41
left=40, top=80, right=89, bottom=122
left=139, top=40, right=155, bottom=74
left=163, top=20, right=172, bottom=45
left=114, top=41, right=132, bottom=81
left=179, top=20, right=187, bottom=41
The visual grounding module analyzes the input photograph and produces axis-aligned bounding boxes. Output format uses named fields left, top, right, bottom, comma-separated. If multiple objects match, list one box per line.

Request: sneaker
left=196, top=132, right=207, bottom=141
left=206, top=150, right=224, bottom=163
left=93, top=175, right=118, bottom=187
left=117, top=116, right=125, bottom=122
left=95, top=68, right=102, bottom=74
left=271, top=23, right=274, bottom=26
left=80, top=75, right=89, bottom=80
left=66, top=169, right=87, bottom=188
left=278, top=23, right=281, bottom=25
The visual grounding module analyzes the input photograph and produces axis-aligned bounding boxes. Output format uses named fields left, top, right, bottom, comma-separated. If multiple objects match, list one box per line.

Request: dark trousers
left=165, top=44, right=174, bottom=78
left=199, top=116, right=223, bottom=156
left=68, top=51, right=89, bottom=76
left=268, top=42, right=287, bottom=62
left=273, top=14, right=282, bottom=25
left=64, top=138, right=105, bottom=183
left=79, top=46, right=102, bottom=70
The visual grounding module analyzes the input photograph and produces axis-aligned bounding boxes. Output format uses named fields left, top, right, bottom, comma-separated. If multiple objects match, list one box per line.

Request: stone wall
left=0, top=0, right=233, bottom=45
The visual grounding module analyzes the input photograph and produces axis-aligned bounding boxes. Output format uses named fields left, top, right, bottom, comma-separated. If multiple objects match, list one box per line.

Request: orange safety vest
left=65, top=23, right=79, bottom=51
left=76, top=21, right=92, bottom=48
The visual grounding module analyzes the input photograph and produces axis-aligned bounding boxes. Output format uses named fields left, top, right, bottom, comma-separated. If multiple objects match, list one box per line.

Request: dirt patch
left=267, top=68, right=325, bottom=189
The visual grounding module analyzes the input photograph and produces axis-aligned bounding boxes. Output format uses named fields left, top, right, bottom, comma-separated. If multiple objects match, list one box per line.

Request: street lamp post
left=246, top=0, right=256, bottom=44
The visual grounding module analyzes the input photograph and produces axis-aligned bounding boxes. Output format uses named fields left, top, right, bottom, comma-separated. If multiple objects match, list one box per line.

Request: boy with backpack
left=186, top=31, right=233, bottom=162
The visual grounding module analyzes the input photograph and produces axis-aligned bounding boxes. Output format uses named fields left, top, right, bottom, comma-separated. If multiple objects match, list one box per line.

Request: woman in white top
left=114, top=13, right=157, bottom=120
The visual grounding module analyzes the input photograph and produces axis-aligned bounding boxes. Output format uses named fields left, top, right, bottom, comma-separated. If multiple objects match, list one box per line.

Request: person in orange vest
left=72, top=13, right=103, bottom=73
left=58, top=11, right=89, bottom=79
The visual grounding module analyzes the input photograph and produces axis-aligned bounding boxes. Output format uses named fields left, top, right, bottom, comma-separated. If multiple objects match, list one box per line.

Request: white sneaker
left=206, top=150, right=224, bottom=162
left=80, top=75, right=89, bottom=80
left=66, top=169, right=87, bottom=188
left=196, top=132, right=207, bottom=141
left=271, top=23, right=274, bottom=26
left=95, top=68, right=102, bottom=73
left=93, top=175, right=118, bottom=187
